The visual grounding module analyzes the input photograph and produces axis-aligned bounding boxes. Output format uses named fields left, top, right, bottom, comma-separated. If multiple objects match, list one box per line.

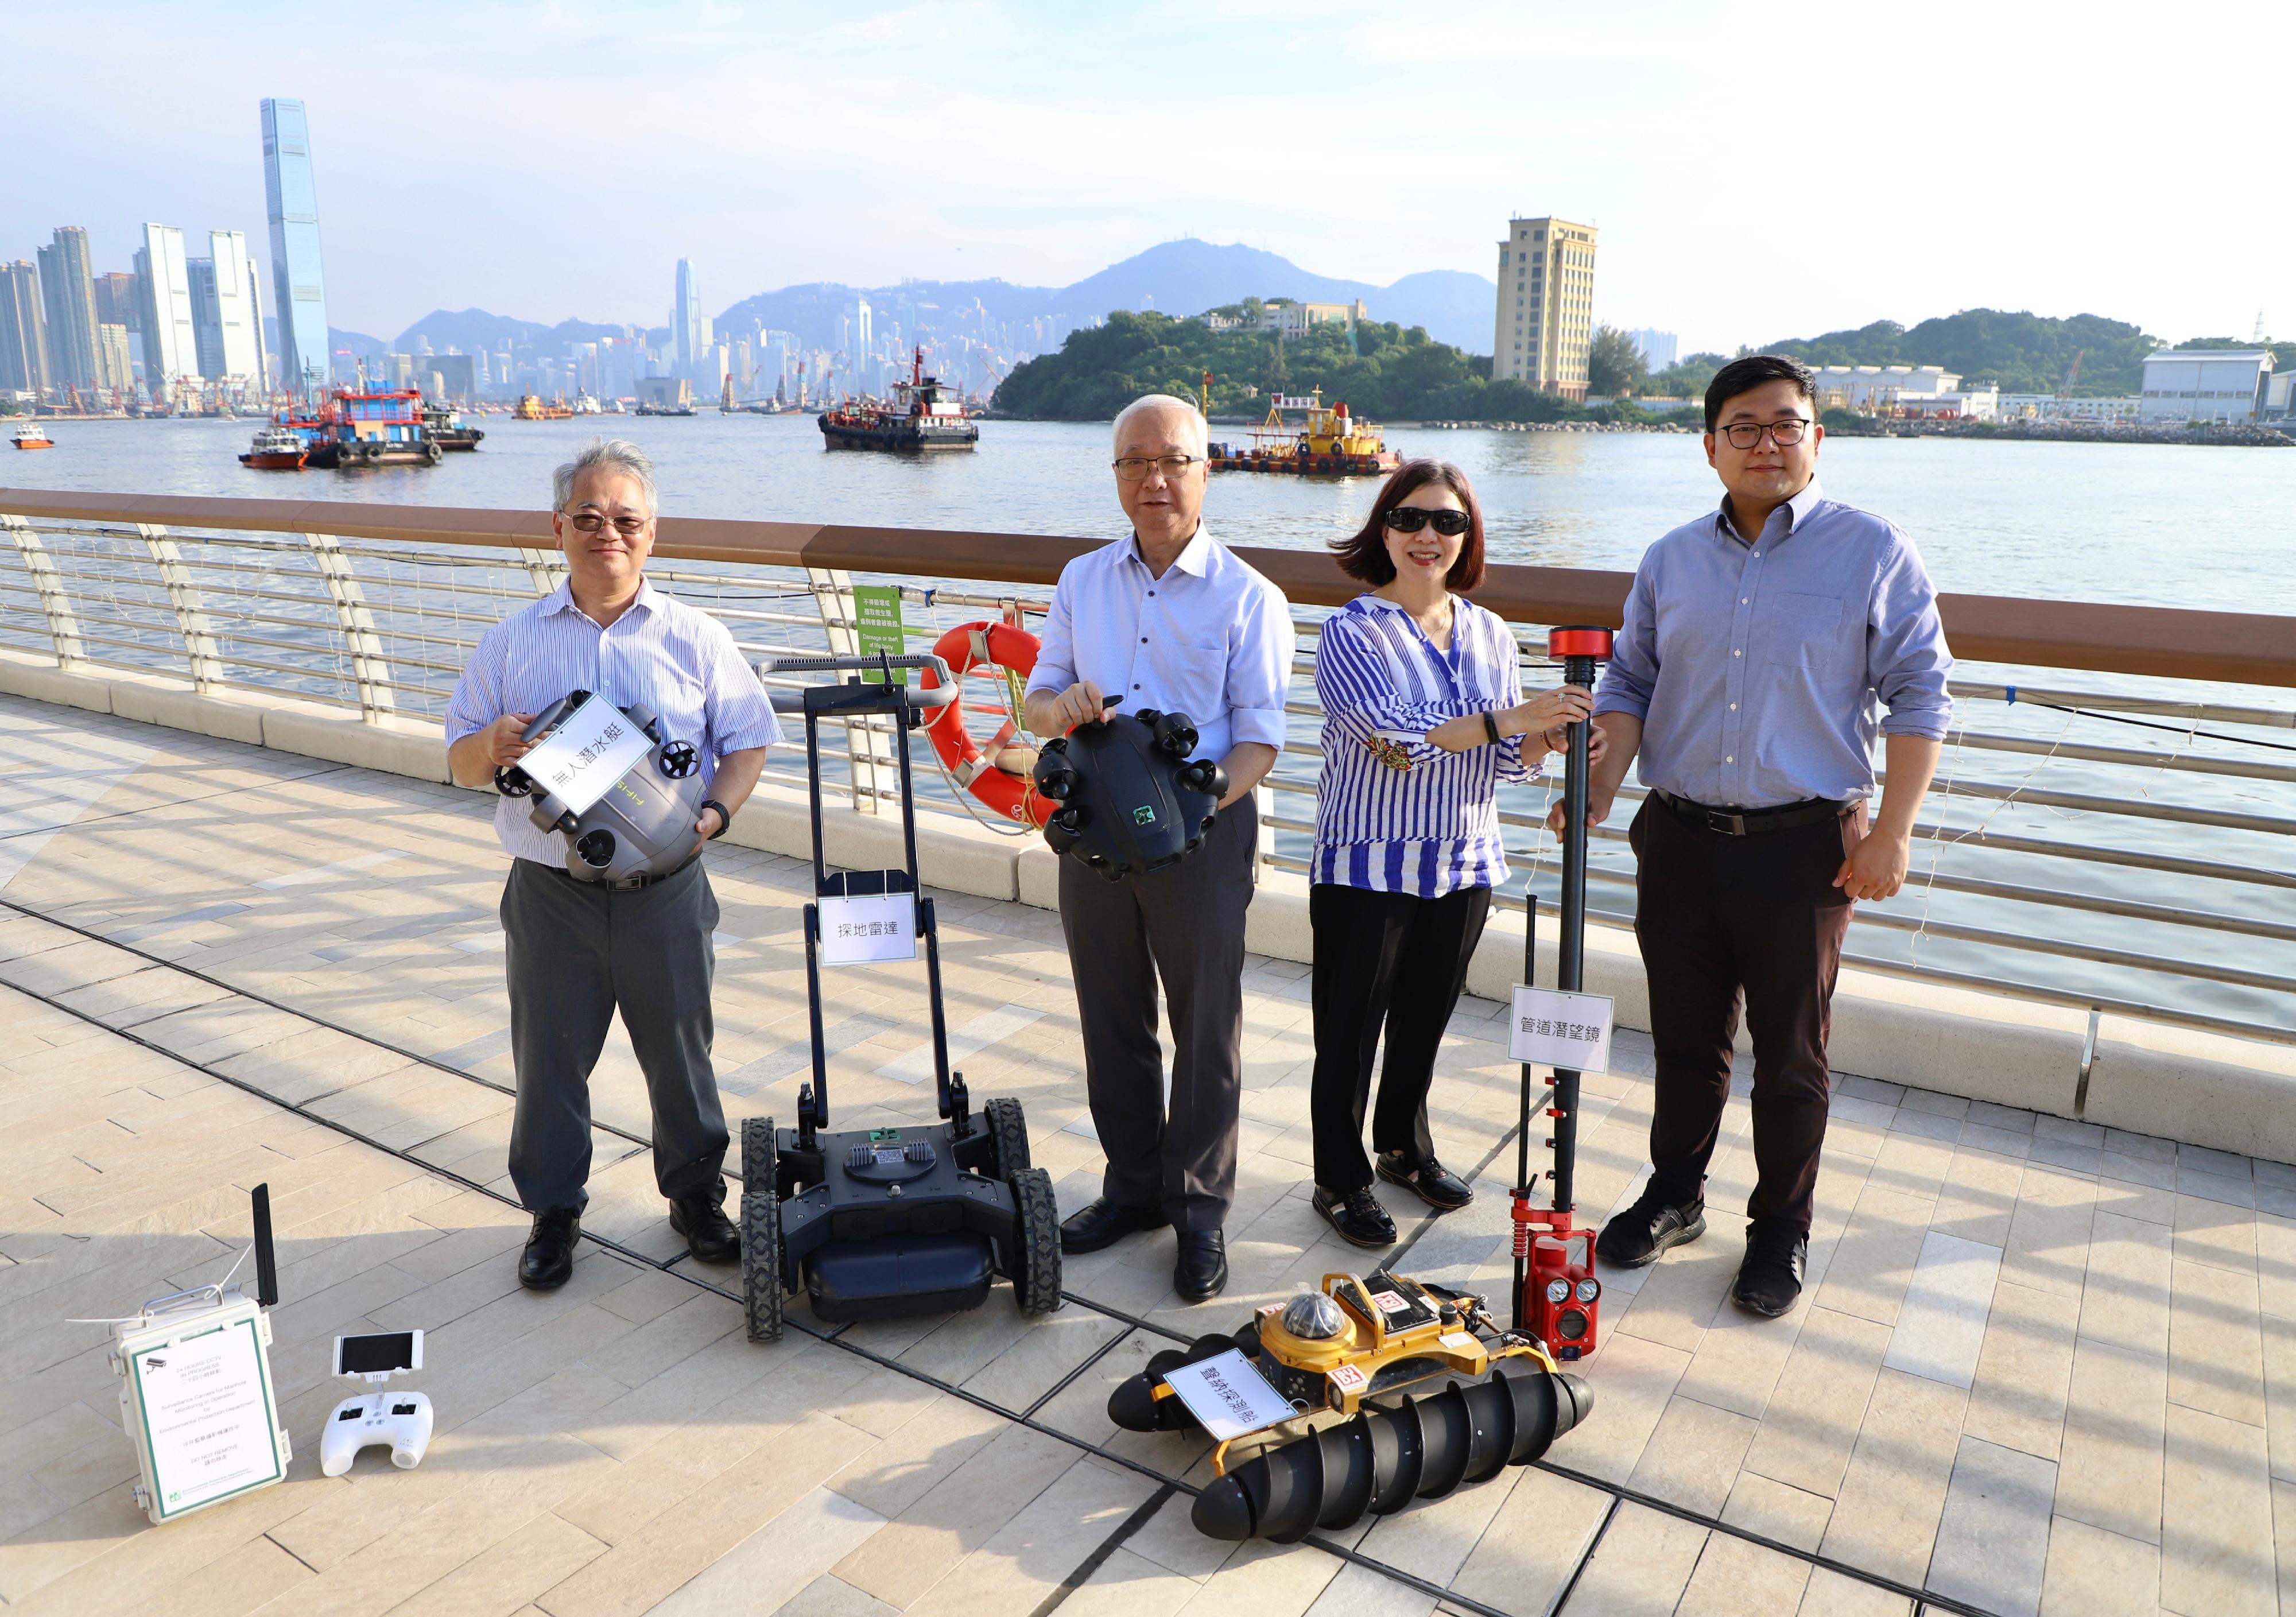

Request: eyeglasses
left=1717, top=418, right=1812, bottom=450
left=1384, top=507, right=1471, bottom=536
left=1112, top=455, right=1203, bottom=480
left=564, top=511, right=652, bottom=536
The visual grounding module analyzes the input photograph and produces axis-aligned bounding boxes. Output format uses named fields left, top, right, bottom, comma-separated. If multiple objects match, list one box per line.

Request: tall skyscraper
left=36, top=228, right=100, bottom=392
left=247, top=261, right=273, bottom=386
left=0, top=261, right=49, bottom=394
left=262, top=98, right=331, bottom=388
left=189, top=230, right=262, bottom=384
left=133, top=224, right=201, bottom=394
left=1492, top=216, right=1599, bottom=400
left=1627, top=328, right=1678, bottom=373
left=673, top=258, right=701, bottom=373
left=94, top=272, right=139, bottom=330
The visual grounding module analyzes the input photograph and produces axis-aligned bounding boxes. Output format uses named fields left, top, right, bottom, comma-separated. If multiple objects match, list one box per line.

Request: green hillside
left=990, top=308, right=1622, bottom=424
left=1762, top=310, right=2165, bottom=395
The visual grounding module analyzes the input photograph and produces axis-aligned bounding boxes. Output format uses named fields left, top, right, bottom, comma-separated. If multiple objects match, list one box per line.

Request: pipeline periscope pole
left=1515, top=625, right=1614, bottom=1360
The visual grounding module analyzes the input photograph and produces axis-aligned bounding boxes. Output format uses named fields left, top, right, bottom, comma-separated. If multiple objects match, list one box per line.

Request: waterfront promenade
left=1, top=688, right=2289, bottom=1617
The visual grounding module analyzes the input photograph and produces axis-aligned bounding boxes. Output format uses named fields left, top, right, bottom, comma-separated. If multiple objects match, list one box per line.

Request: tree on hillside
left=1587, top=325, right=1649, bottom=398
left=1646, top=352, right=1727, bottom=403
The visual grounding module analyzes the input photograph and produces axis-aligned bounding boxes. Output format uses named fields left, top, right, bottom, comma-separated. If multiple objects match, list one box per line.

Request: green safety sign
left=852, top=585, right=909, bottom=684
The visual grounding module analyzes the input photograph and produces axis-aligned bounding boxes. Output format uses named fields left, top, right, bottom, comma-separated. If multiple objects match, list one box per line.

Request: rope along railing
left=2, top=496, right=2293, bottom=1049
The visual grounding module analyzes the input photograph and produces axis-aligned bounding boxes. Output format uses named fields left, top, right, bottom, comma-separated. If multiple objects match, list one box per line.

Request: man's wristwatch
left=700, top=800, right=731, bottom=839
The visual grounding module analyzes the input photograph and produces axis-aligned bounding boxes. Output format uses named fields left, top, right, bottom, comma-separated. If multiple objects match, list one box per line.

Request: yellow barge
left=1208, top=387, right=1401, bottom=477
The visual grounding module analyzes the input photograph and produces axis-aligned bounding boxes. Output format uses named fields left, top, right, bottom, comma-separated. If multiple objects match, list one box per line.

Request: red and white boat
left=238, top=425, right=308, bottom=470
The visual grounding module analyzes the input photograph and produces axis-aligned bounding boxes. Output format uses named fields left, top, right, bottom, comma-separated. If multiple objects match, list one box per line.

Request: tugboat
left=10, top=421, right=55, bottom=451
left=1209, top=388, right=1400, bottom=476
left=325, top=387, right=441, bottom=468
left=819, top=348, right=978, bottom=451
left=421, top=403, right=485, bottom=451
left=515, top=394, right=573, bottom=421
left=238, top=425, right=308, bottom=469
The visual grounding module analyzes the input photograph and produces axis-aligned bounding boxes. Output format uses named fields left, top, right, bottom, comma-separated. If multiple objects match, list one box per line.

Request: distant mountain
left=364, top=241, right=1502, bottom=364
left=388, top=309, right=653, bottom=355
left=715, top=239, right=1501, bottom=355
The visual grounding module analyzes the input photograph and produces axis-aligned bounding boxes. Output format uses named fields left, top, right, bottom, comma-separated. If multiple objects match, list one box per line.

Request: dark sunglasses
left=1384, top=507, right=1471, bottom=536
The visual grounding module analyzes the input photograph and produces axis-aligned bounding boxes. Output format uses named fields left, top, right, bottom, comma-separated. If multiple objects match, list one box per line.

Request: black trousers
left=501, top=855, right=728, bottom=1213
left=1309, top=882, right=1494, bottom=1193
left=1058, top=797, right=1256, bottom=1232
left=1630, top=797, right=1863, bottom=1232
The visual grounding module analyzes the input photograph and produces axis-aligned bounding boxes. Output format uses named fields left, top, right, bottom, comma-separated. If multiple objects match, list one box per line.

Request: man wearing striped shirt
left=446, top=439, right=779, bottom=1291
left=1566, top=356, right=1952, bottom=1318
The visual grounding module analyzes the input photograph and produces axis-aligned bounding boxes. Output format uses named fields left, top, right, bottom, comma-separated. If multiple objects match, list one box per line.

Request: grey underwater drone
left=1030, top=705, right=1227, bottom=879
left=494, top=691, right=709, bottom=884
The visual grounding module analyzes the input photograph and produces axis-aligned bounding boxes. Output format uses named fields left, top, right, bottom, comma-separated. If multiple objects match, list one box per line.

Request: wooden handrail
left=4, top=487, right=2291, bottom=687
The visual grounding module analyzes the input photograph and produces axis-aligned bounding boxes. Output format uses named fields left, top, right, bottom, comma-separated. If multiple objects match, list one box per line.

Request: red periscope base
left=1514, top=1195, right=1600, bottom=1359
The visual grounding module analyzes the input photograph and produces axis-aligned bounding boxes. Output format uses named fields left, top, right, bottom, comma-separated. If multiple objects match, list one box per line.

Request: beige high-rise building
left=1492, top=216, right=1597, bottom=400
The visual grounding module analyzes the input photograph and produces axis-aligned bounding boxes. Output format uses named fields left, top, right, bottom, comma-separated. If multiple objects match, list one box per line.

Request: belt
left=557, top=852, right=701, bottom=892
left=1651, top=789, right=1853, bottom=837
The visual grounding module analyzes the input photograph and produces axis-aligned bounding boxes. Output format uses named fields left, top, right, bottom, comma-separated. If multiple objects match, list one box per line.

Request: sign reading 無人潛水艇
left=520, top=696, right=655, bottom=816
left=1508, top=986, right=1615, bottom=1075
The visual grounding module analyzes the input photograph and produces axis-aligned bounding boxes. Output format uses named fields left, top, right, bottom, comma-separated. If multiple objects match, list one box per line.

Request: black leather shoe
left=668, top=1182, right=739, bottom=1263
left=1313, top=1185, right=1397, bottom=1248
left=518, top=1207, right=580, bottom=1290
left=1174, top=1230, right=1228, bottom=1303
left=1732, top=1219, right=1809, bottom=1317
left=1376, top=1151, right=1474, bottom=1212
left=1596, top=1182, right=1707, bottom=1269
left=1060, top=1197, right=1169, bottom=1255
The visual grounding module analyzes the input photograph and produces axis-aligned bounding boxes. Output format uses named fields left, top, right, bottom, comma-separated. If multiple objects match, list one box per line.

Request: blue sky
left=12, top=1, right=2290, bottom=352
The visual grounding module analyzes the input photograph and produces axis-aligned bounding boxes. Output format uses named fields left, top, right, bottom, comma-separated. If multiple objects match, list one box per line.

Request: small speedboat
left=239, top=425, right=308, bottom=469
left=10, top=421, right=54, bottom=450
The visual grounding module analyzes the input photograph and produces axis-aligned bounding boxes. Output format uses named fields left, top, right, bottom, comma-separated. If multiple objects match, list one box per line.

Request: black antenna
left=250, top=1184, right=279, bottom=1308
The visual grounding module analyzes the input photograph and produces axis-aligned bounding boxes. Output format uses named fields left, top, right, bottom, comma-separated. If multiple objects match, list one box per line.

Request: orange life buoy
left=921, top=619, right=1052, bottom=827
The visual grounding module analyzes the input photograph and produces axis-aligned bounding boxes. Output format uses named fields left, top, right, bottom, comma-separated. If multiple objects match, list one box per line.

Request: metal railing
left=3, top=489, right=2294, bottom=1048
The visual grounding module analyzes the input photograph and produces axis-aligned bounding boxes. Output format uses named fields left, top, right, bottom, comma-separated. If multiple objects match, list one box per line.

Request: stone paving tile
left=1926, top=1434, right=2055, bottom=1617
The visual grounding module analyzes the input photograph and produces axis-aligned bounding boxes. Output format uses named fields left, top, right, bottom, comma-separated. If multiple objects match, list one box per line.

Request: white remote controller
left=320, top=1330, right=432, bottom=1476
left=320, top=1389, right=433, bottom=1476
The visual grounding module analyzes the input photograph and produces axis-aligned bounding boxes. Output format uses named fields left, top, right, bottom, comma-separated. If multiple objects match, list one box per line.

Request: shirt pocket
left=631, top=673, right=708, bottom=750
left=1155, top=635, right=1231, bottom=726
left=1775, top=592, right=1844, bottom=627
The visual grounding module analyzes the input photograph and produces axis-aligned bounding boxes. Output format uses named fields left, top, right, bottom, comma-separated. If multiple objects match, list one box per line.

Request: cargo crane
left=2056, top=350, right=2086, bottom=401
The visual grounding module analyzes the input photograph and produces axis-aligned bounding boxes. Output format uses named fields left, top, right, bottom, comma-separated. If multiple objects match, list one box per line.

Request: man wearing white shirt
left=1023, top=394, right=1294, bottom=1302
left=445, top=439, right=779, bottom=1291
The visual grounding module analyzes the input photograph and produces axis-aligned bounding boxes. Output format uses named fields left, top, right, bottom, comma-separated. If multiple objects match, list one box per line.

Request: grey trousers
left=501, top=855, right=728, bottom=1213
left=1058, top=797, right=1256, bottom=1231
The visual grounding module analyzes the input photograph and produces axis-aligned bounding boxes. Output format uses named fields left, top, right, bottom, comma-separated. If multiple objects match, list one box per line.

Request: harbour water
left=6, top=414, right=2294, bottom=616
left=4, top=415, right=2295, bottom=1033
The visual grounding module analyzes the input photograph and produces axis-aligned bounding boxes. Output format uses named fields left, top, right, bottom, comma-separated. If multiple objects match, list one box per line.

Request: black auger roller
left=1192, top=1363, right=1593, bottom=1542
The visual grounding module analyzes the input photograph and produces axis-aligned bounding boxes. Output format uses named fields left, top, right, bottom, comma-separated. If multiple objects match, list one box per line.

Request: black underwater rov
left=740, top=652, right=1062, bottom=1343
left=1031, top=704, right=1226, bottom=879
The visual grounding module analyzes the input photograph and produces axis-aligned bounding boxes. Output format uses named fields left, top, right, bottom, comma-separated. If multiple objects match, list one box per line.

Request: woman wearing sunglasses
left=1307, top=459, right=1598, bottom=1247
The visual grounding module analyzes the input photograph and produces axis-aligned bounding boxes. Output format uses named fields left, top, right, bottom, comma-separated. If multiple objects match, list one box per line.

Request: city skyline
left=5, top=3, right=2290, bottom=358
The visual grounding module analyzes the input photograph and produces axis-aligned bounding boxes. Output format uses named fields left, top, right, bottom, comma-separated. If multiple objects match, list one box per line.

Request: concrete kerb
left=4, top=647, right=2294, bottom=1163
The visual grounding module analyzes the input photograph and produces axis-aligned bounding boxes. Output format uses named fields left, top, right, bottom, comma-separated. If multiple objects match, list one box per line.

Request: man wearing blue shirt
left=447, top=439, right=779, bottom=1290
left=1560, top=356, right=1952, bottom=1317
left=1024, top=394, right=1295, bottom=1304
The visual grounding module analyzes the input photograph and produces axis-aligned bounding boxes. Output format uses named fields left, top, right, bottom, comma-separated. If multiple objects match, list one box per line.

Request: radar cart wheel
left=1007, top=1166, right=1062, bottom=1315
left=742, top=1190, right=785, bottom=1343
left=983, top=1096, right=1031, bottom=1180
left=742, top=1113, right=776, bottom=1196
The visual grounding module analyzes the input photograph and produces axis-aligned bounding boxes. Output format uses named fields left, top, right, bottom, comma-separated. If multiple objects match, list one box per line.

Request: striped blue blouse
left=1312, top=594, right=1543, bottom=897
